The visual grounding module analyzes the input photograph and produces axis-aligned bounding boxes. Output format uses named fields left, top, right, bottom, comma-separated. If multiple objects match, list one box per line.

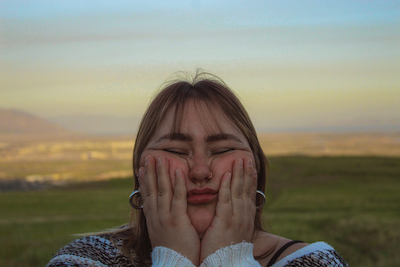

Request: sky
left=1, top=0, right=400, bottom=133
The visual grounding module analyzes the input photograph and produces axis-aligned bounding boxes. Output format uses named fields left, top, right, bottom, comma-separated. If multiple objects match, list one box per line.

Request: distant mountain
left=0, top=108, right=70, bottom=135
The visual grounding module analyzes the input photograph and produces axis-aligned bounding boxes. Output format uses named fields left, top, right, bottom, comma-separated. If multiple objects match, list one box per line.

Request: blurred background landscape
left=1, top=1, right=400, bottom=266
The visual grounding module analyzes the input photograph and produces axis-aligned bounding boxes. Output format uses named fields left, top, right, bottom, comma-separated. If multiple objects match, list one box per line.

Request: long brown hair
left=122, top=71, right=268, bottom=265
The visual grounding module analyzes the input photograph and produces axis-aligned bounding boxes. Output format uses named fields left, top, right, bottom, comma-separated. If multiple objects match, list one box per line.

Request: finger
left=137, top=166, right=144, bottom=188
left=156, top=156, right=173, bottom=213
left=170, top=168, right=188, bottom=216
left=141, top=155, right=158, bottom=214
left=243, top=157, right=257, bottom=202
left=231, top=158, right=244, bottom=195
left=231, top=158, right=244, bottom=216
left=243, top=158, right=257, bottom=222
left=215, top=172, right=232, bottom=218
left=250, top=168, right=257, bottom=205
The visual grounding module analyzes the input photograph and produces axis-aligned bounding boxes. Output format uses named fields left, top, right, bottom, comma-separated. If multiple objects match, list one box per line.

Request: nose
left=187, top=153, right=212, bottom=186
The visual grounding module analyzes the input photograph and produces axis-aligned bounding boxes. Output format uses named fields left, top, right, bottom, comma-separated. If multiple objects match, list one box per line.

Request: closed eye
left=163, top=149, right=188, bottom=155
left=212, top=148, right=235, bottom=155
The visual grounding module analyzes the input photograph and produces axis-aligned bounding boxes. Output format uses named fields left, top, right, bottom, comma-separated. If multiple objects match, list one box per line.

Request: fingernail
left=247, top=158, right=253, bottom=167
left=138, top=167, right=144, bottom=176
left=225, top=172, right=232, bottom=182
left=238, top=158, right=243, bottom=168
left=145, top=155, right=150, bottom=165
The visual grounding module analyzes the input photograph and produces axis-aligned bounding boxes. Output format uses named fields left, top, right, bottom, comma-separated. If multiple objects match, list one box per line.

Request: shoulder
left=46, top=234, right=137, bottom=267
left=270, top=242, right=348, bottom=267
left=253, top=233, right=307, bottom=265
left=253, top=233, right=348, bottom=267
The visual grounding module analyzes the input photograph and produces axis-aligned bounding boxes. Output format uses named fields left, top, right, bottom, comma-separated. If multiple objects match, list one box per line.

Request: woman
left=47, top=72, right=348, bottom=267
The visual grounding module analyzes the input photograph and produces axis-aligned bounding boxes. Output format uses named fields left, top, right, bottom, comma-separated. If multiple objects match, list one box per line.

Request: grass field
left=1, top=156, right=399, bottom=266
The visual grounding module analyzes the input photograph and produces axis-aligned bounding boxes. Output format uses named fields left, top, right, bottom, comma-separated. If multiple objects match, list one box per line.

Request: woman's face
left=139, top=100, right=255, bottom=238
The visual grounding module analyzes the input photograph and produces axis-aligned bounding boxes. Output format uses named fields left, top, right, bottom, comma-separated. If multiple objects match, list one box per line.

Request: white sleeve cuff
left=151, top=246, right=196, bottom=267
left=200, top=242, right=262, bottom=267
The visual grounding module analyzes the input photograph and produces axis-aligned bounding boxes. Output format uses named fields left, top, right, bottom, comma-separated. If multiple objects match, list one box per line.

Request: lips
left=187, top=188, right=218, bottom=204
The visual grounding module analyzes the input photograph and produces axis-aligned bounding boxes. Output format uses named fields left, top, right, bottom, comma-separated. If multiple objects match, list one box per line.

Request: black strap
left=266, top=240, right=304, bottom=267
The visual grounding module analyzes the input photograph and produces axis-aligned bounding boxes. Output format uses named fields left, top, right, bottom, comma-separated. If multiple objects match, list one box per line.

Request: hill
left=0, top=108, right=72, bottom=136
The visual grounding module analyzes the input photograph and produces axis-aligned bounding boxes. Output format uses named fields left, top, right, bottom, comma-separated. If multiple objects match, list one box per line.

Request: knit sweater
left=46, top=234, right=348, bottom=267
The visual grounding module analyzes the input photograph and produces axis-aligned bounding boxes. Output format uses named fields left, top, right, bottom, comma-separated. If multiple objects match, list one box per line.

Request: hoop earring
left=129, top=190, right=143, bottom=209
left=256, top=190, right=266, bottom=209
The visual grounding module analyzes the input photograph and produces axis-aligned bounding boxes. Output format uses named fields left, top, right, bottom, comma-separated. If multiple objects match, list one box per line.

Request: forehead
left=155, top=100, right=243, bottom=138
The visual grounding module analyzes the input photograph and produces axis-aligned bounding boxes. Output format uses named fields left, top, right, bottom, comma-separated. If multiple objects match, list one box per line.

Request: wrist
left=151, top=246, right=196, bottom=267
left=200, top=242, right=261, bottom=267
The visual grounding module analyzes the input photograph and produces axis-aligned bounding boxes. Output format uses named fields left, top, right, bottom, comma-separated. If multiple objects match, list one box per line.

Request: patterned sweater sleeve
left=46, top=235, right=137, bottom=267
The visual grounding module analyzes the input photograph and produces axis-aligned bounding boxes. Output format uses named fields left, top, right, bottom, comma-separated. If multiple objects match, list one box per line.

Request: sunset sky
left=1, top=1, right=400, bottom=133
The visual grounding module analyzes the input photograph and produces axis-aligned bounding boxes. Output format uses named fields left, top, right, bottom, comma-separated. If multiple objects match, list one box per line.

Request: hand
left=139, top=155, right=201, bottom=265
left=200, top=157, right=257, bottom=263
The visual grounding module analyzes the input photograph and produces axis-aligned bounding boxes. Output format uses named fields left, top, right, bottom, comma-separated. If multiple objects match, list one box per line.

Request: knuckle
left=233, top=191, right=242, bottom=198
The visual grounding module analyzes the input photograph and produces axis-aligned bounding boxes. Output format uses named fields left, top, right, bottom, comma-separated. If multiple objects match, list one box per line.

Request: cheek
left=167, top=159, right=190, bottom=185
left=210, top=157, right=233, bottom=177
left=210, top=152, right=255, bottom=176
left=139, top=151, right=190, bottom=185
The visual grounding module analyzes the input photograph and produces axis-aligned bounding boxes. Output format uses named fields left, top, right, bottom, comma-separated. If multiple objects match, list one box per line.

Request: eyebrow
left=156, top=133, right=193, bottom=143
left=156, top=132, right=242, bottom=144
left=206, top=133, right=243, bottom=143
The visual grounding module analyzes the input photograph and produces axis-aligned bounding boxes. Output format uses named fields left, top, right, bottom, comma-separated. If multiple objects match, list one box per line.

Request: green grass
left=265, top=156, right=400, bottom=267
left=0, top=178, right=133, bottom=266
left=1, top=156, right=400, bottom=266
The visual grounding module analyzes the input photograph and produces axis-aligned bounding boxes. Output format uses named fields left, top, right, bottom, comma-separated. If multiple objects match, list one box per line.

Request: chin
left=188, top=206, right=215, bottom=239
